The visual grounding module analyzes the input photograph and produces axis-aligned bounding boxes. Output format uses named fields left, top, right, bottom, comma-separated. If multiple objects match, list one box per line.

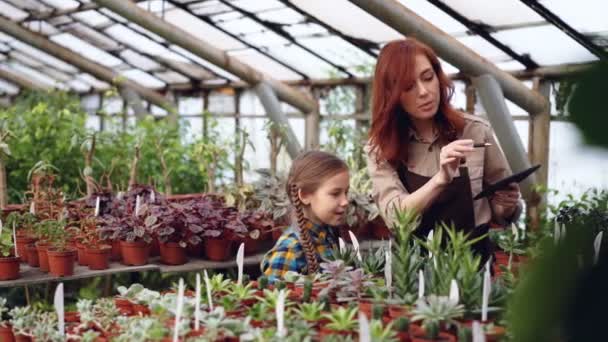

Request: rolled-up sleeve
left=365, top=144, right=410, bottom=229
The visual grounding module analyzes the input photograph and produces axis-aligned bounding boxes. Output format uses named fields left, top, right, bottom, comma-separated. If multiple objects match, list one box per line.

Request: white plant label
left=12, top=222, right=17, bottom=258
left=276, top=290, right=287, bottom=337
left=472, top=320, right=486, bottom=342
left=195, top=274, right=201, bottom=331
left=358, top=312, right=371, bottom=342
left=449, top=279, right=459, bottom=305
left=29, top=201, right=35, bottom=215
left=418, top=269, right=425, bottom=299
left=510, top=223, right=518, bottom=241
left=385, top=249, right=392, bottom=297
left=94, top=196, right=100, bottom=217
left=236, top=242, right=245, bottom=285
left=554, top=220, right=560, bottom=245
left=348, top=230, right=362, bottom=262
left=54, top=283, right=64, bottom=336
left=561, top=223, right=566, bottom=242
left=594, top=231, right=603, bottom=265
left=482, top=265, right=491, bottom=322
left=173, top=278, right=185, bottom=342
left=338, top=237, right=346, bottom=254
left=150, top=190, right=156, bottom=203
left=427, top=230, right=434, bottom=259
left=135, top=195, right=141, bottom=216
left=203, top=270, right=213, bottom=311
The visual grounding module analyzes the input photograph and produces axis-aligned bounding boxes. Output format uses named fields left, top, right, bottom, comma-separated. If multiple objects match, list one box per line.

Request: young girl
left=261, top=151, right=350, bottom=282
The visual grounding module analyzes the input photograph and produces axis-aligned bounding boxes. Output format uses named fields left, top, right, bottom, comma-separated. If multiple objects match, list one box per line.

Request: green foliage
left=391, top=208, right=423, bottom=304
left=294, top=301, right=325, bottom=322
left=0, top=228, right=13, bottom=257
left=322, top=306, right=358, bottom=331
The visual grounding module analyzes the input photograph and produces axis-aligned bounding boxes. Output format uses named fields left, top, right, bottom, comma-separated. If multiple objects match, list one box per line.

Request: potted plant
left=239, top=210, right=274, bottom=255
left=227, top=282, right=257, bottom=307
left=144, top=201, right=203, bottom=265
left=0, top=228, right=19, bottom=280
left=370, top=319, right=399, bottom=342
left=117, top=209, right=153, bottom=266
left=0, top=298, right=14, bottom=342
left=410, top=295, right=464, bottom=342
left=294, top=301, right=326, bottom=326
left=6, top=212, right=36, bottom=264
left=33, top=220, right=63, bottom=273
left=319, top=306, right=358, bottom=338
left=46, top=220, right=77, bottom=277
left=9, top=306, right=36, bottom=341
left=200, top=206, right=247, bottom=261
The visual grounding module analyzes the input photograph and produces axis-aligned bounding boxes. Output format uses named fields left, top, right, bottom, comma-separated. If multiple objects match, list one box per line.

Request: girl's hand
left=434, top=139, right=474, bottom=186
left=491, top=182, right=520, bottom=219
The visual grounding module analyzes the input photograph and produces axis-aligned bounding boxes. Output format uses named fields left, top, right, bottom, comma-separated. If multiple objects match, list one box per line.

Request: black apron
left=396, top=164, right=493, bottom=264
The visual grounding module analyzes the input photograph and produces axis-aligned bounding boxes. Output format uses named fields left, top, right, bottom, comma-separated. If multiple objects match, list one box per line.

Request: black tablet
left=473, top=164, right=541, bottom=200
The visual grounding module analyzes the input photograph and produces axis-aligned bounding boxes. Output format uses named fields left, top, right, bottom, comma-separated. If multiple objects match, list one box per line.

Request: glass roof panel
left=0, top=1, right=28, bottom=21
left=121, top=69, right=166, bottom=89
left=50, top=33, right=123, bottom=67
left=228, top=49, right=303, bottom=80
left=5, top=0, right=50, bottom=12
left=39, top=0, right=79, bottom=11
left=64, top=22, right=121, bottom=51
left=442, top=0, right=544, bottom=27
left=297, top=36, right=377, bottom=69
left=457, top=35, right=509, bottom=63
left=495, top=60, right=526, bottom=72
left=283, top=23, right=327, bottom=38
left=72, top=10, right=112, bottom=28
left=395, top=0, right=469, bottom=35
left=137, top=0, right=175, bottom=13
left=256, top=8, right=305, bottom=25
left=265, top=44, right=341, bottom=78
left=170, top=45, right=239, bottom=80
left=104, top=24, right=168, bottom=56
left=189, top=1, right=231, bottom=16
left=178, top=96, right=203, bottom=115
left=5, top=62, right=61, bottom=88
left=215, top=17, right=266, bottom=35
left=9, top=40, right=79, bottom=73
left=39, top=67, right=72, bottom=82
left=154, top=70, right=189, bottom=84
left=164, top=8, right=246, bottom=50
left=120, top=49, right=162, bottom=71
left=539, top=0, right=608, bottom=34
left=9, top=51, right=43, bottom=68
left=230, top=0, right=284, bottom=13
left=67, top=78, right=91, bottom=93
left=289, top=0, right=402, bottom=43
left=240, top=30, right=290, bottom=48
left=493, top=25, right=598, bottom=65
left=0, top=79, right=19, bottom=95
left=22, top=21, right=59, bottom=36
left=77, top=73, right=109, bottom=90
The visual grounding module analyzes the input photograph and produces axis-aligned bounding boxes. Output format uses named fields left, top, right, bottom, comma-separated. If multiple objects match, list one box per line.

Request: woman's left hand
left=490, top=182, right=520, bottom=219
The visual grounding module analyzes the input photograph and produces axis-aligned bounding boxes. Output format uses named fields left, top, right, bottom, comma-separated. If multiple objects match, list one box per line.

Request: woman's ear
left=298, top=188, right=311, bottom=205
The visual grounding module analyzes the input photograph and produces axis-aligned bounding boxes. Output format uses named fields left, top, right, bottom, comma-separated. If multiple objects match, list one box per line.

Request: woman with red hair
left=366, top=38, right=521, bottom=260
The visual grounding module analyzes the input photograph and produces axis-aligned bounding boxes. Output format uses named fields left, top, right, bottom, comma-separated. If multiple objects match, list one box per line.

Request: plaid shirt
left=261, top=221, right=339, bottom=283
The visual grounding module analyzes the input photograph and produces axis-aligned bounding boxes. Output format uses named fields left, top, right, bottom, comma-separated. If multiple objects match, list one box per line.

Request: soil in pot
left=14, top=334, right=31, bottom=342
left=25, top=244, right=39, bottom=267
left=204, top=238, right=233, bottom=261
left=159, top=242, right=188, bottom=265
left=120, top=240, right=150, bottom=266
left=411, top=332, right=456, bottom=342
left=35, top=242, right=50, bottom=272
left=47, top=247, right=77, bottom=277
left=0, top=257, right=20, bottom=280
left=87, top=246, right=112, bottom=270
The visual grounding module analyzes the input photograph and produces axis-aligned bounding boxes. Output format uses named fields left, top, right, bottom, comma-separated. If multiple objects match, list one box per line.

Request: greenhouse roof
left=0, top=0, right=606, bottom=96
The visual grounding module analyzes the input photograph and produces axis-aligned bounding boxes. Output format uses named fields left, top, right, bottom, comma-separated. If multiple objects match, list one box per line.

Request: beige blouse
left=366, top=113, right=521, bottom=229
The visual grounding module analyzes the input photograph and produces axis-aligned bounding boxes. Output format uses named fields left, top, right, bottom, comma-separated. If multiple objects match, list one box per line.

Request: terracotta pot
left=150, top=237, right=160, bottom=257
left=35, top=242, right=50, bottom=272
left=271, top=227, right=283, bottom=241
left=203, top=238, right=233, bottom=261
left=0, top=324, right=15, bottom=342
left=369, top=218, right=392, bottom=240
left=243, top=236, right=262, bottom=255
left=461, top=320, right=505, bottom=342
left=388, top=304, right=410, bottom=319
left=120, top=240, right=150, bottom=266
left=15, top=236, right=34, bottom=263
left=25, top=244, right=39, bottom=267
left=14, top=334, right=31, bottom=342
left=0, top=259, right=19, bottom=281
left=76, top=242, right=89, bottom=266
left=87, top=246, right=112, bottom=270
left=159, top=242, right=188, bottom=265
left=318, top=328, right=356, bottom=339
left=396, top=331, right=410, bottom=342
left=110, top=240, right=122, bottom=262
left=47, top=248, right=77, bottom=277
left=186, top=242, right=204, bottom=257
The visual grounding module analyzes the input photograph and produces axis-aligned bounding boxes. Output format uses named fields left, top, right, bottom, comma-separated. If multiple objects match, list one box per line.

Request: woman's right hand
left=434, top=139, right=474, bottom=186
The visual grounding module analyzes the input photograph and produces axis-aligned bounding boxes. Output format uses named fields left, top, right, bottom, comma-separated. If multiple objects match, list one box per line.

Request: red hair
left=368, top=38, right=465, bottom=165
